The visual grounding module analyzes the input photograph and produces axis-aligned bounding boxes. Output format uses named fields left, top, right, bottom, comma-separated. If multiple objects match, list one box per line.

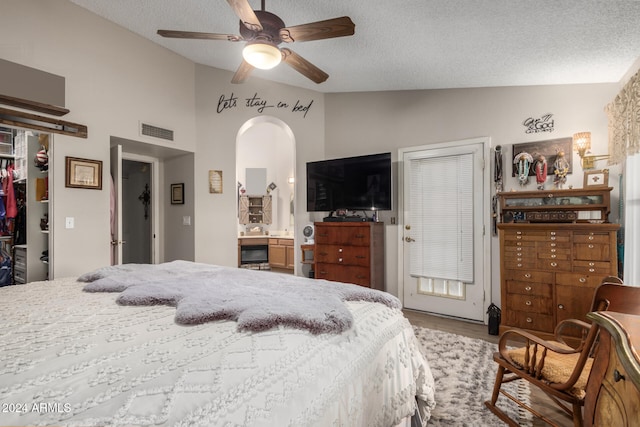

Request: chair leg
left=571, top=403, right=583, bottom=427
left=484, top=365, right=520, bottom=427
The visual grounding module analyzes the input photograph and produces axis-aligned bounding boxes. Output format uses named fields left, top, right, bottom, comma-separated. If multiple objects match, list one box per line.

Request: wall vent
left=140, top=122, right=174, bottom=141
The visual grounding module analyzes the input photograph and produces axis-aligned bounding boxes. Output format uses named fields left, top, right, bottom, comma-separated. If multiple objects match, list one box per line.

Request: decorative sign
left=522, top=113, right=555, bottom=134
left=217, top=92, right=314, bottom=118
left=209, top=170, right=223, bottom=194
left=511, top=137, right=572, bottom=177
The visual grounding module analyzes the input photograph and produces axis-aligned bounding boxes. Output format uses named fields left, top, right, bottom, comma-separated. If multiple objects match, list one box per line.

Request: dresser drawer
left=537, top=259, right=572, bottom=272
left=573, top=260, right=612, bottom=274
left=315, top=225, right=370, bottom=246
left=506, top=280, right=553, bottom=297
left=503, top=270, right=554, bottom=283
left=555, top=272, right=603, bottom=288
left=573, top=232, right=611, bottom=244
left=314, top=245, right=369, bottom=266
left=574, top=243, right=610, bottom=261
left=506, top=293, right=554, bottom=315
left=504, top=311, right=555, bottom=333
left=503, top=255, right=537, bottom=269
left=315, top=263, right=370, bottom=286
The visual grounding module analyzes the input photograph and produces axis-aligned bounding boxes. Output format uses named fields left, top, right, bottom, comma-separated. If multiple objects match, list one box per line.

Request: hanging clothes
left=4, top=163, right=17, bottom=219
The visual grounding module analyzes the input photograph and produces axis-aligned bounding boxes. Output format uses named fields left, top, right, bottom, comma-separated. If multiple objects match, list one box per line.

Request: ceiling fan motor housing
left=239, top=10, right=285, bottom=46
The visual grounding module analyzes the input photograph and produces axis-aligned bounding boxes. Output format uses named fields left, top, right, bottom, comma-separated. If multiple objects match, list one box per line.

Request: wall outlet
left=182, top=216, right=191, bottom=226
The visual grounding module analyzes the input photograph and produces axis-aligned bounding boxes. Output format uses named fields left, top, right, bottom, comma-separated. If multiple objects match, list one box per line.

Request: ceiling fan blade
left=226, top=0, right=262, bottom=32
left=281, top=48, right=328, bottom=84
left=157, top=30, right=242, bottom=42
left=280, top=16, right=355, bottom=43
left=231, top=60, right=255, bottom=84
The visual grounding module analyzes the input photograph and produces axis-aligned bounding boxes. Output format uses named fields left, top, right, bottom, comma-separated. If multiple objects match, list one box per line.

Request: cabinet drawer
left=503, top=255, right=537, bottom=269
left=573, top=260, right=612, bottom=274
left=555, top=272, right=603, bottom=288
left=315, top=263, right=370, bottom=287
left=574, top=243, right=610, bottom=261
left=537, top=248, right=571, bottom=261
left=315, top=245, right=370, bottom=266
left=504, top=270, right=554, bottom=283
left=506, top=293, right=554, bottom=315
left=504, top=311, right=555, bottom=333
left=14, top=248, right=26, bottom=266
left=537, top=259, right=572, bottom=272
left=573, top=233, right=611, bottom=244
left=14, top=268, right=26, bottom=284
left=315, top=226, right=370, bottom=246
left=506, top=280, right=553, bottom=297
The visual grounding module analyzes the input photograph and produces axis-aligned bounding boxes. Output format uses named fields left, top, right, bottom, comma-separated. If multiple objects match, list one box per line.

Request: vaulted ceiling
left=70, top=0, right=640, bottom=93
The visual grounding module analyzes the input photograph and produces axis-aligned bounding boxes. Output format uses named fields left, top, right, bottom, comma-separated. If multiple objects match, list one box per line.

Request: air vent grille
left=140, top=122, right=174, bottom=141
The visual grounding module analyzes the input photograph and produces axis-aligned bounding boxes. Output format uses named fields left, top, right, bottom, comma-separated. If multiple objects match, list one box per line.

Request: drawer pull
left=550, top=232, right=556, bottom=236
left=525, top=300, right=532, bottom=306
left=338, top=248, right=343, bottom=253
left=589, top=268, right=595, bottom=272
left=524, top=273, right=531, bottom=278
left=589, top=236, right=594, bottom=240
left=517, top=242, right=522, bottom=246
left=516, top=236, right=522, bottom=240
left=558, top=304, right=565, bottom=310
left=551, top=254, right=557, bottom=258
left=588, top=244, right=594, bottom=249
left=517, top=263, right=523, bottom=267
left=550, top=249, right=556, bottom=253
left=525, top=286, right=532, bottom=291
left=526, top=317, right=532, bottom=323
left=614, top=369, right=625, bottom=382
left=338, top=258, right=343, bottom=263
left=550, top=236, right=556, bottom=241
left=550, top=262, right=558, bottom=267
left=589, top=262, right=595, bottom=266
left=579, top=277, right=587, bottom=283
left=550, top=243, right=557, bottom=247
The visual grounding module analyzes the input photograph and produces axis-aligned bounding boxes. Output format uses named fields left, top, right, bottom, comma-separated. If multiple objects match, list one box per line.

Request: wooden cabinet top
left=587, top=311, right=640, bottom=388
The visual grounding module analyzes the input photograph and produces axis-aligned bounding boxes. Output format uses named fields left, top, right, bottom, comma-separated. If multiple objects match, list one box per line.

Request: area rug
left=413, top=326, right=533, bottom=427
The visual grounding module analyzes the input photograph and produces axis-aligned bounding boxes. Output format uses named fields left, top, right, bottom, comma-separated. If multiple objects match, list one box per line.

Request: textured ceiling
left=69, top=0, right=640, bottom=93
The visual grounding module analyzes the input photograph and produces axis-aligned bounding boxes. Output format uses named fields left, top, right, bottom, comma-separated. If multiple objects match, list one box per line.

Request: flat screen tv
left=306, top=152, right=392, bottom=212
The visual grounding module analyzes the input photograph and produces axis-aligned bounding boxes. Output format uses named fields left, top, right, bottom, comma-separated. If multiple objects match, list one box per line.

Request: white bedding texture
left=0, top=262, right=436, bottom=427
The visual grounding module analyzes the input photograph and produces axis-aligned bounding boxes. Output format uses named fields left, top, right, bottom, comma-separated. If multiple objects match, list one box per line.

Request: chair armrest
left=554, top=319, right=591, bottom=348
left=497, top=328, right=581, bottom=370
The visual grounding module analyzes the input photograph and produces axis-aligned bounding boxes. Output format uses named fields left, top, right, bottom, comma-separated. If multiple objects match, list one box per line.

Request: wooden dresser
left=584, top=312, right=640, bottom=427
left=497, top=187, right=619, bottom=338
left=314, top=221, right=385, bottom=290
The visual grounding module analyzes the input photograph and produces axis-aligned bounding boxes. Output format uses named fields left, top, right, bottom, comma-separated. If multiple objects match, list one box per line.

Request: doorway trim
left=397, top=137, right=492, bottom=322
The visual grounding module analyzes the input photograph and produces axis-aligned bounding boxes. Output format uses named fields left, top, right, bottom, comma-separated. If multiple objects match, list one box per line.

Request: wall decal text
left=217, top=93, right=314, bottom=118
left=523, top=113, right=554, bottom=134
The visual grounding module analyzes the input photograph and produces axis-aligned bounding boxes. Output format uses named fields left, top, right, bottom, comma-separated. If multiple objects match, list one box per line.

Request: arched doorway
left=235, top=116, right=296, bottom=269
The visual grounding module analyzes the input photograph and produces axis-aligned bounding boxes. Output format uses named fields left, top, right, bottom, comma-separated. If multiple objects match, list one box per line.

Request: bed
left=0, top=261, right=435, bottom=427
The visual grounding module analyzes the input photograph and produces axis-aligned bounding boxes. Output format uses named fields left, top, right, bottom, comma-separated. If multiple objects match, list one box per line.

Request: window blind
left=408, top=153, right=474, bottom=282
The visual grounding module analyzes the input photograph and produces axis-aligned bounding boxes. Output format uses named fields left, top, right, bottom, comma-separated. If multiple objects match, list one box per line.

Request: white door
left=110, top=145, right=123, bottom=265
left=399, top=139, right=490, bottom=321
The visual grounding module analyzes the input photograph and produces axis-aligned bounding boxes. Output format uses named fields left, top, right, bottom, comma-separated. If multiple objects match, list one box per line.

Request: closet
left=0, top=126, right=51, bottom=286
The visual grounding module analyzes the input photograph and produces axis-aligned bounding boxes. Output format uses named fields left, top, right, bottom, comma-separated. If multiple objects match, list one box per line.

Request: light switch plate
left=65, top=217, right=74, bottom=229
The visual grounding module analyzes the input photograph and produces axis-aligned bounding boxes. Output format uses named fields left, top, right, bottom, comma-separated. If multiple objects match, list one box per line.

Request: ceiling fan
left=157, top=0, right=355, bottom=84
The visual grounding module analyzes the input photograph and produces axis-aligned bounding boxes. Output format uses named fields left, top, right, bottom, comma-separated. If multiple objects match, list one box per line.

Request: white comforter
left=0, top=276, right=435, bottom=427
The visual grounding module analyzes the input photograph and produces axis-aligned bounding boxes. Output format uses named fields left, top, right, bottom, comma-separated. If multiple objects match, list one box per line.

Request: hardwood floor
left=403, top=309, right=574, bottom=427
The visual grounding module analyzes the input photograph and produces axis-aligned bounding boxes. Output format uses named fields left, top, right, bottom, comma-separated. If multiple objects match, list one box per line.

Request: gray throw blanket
left=80, top=261, right=401, bottom=334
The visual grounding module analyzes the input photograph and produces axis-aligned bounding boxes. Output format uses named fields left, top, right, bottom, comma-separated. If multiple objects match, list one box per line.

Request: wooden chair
left=484, top=278, right=640, bottom=427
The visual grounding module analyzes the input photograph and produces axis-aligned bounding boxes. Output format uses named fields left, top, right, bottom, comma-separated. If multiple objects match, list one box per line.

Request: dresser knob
left=550, top=236, right=556, bottom=241
left=550, top=232, right=556, bottom=236
left=550, top=262, right=558, bottom=267
left=526, top=317, right=532, bottom=323
left=338, top=258, right=343, bottom=262
left=517, top=263, right=523, bottom=267
left=589, top=268, right=595, bottom=272
left=550, top=243, right=557, bottom=247
left=589, top=236, right=594, bottom=240
left=614, top=369, right=625, bottom=382
left=589, top=262, right=595, bottom=266
left=524, top=273, right=531, bottom=278
left=525, top=301, right=532, bottom=306
left=338, top=248, right=343, bottom=253
left=558, top=304, right=565, bottom=309
left=525, top=286, right=532, bottom=291
left=579, top=277, right=587, bottom=283
left=588, top=244, right=594, bottom=249
left=551, top=254, right=557, bottom=258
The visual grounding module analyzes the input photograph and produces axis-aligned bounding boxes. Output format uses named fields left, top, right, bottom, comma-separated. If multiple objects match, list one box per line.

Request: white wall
left=1, top=0, right=197, bottom=277
left=325, top=84, right=622, bottom=302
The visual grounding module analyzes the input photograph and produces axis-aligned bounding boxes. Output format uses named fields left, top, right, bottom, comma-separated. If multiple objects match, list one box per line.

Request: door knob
left=405, top=237, right=415, bottom=242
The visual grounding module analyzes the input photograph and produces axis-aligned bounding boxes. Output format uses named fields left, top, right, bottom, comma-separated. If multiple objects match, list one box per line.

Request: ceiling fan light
left=242, top=43, right=282, bottom=70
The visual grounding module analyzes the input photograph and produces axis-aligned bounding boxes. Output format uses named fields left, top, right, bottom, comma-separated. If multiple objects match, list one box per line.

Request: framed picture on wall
left=65, top=157, right=102, bottom=190
left=583, top=169, right=609, bottom=188
left=171, top=183, right=184, bottom=204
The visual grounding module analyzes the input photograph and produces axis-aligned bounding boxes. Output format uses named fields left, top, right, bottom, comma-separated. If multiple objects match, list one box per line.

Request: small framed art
left=583, top=169, right=609, bottom=188
left=171, top=183, right=184, bottom=204
left=65, top=157, right=102, bottom=190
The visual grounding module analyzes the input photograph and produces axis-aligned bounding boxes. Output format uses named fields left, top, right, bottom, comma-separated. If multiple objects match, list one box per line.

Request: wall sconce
left=572, top=131, right=609, bottom=170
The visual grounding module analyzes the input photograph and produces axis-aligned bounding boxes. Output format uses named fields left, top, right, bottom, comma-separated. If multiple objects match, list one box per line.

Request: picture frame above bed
left=65, top=156, right=102, bottom=190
